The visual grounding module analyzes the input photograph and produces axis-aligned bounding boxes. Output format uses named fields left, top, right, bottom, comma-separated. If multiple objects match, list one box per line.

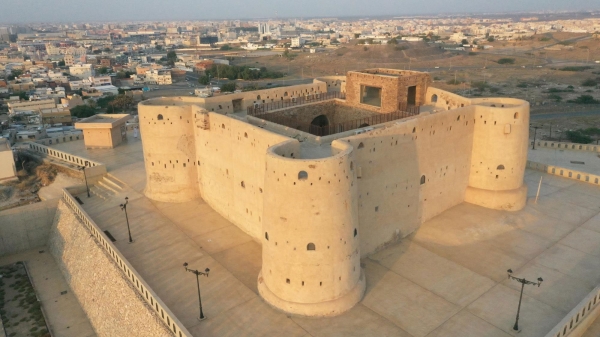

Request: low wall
left=544, top=286, right=600, bottom=337
left=533, top=141, right=600, bottom=153
left=35, top=132, right=84, bottom=146
left=526, top=161, right=600, bottom=186
left=0, top=199, right=58, bottom=257
left=27, top=142, right=106, bottom=183
left=48, top=191, right=191, bottom=337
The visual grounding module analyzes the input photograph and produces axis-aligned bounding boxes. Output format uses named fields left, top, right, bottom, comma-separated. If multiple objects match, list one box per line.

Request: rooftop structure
left=0, top=138, right=17, bottom=182
left=74, top=114, right=130, bottom=149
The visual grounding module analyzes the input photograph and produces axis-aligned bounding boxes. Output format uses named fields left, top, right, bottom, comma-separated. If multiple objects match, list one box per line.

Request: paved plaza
left=52, top=136, right=600, bottom=337
left=528, top=147, right=600, bottom=175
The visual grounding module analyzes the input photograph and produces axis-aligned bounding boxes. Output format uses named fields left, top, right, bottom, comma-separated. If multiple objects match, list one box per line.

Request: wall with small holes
left=259, top=139, right=363, bottom=314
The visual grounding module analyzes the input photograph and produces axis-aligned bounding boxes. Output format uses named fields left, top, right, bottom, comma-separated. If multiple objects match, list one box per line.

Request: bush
left=70, top=105, right=96, bottom=118
left=497, top=58, right=515, bottom=64
left=559, top=66, right=592, bottom=72
left=220, top=45, right=232, bottom=51
left=581, top=79, right=598, bottom=87
left=548, top=93, right=562, bottom=102
left=220, top=82, right=236, bottom=92
left=566, top=130, right=593, bottom=144
left=468, top=52, right=477, bottom=56
left=446, top=79, right=462, bottom=85
left=394, top=45, right=408, bottom=51
left=567, top=95, right=600, bottom=104
left=516, top=82, right=528, bottom=88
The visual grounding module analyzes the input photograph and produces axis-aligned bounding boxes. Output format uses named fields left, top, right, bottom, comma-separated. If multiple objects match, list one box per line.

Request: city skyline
left=1, top=0, right=600, bottom=23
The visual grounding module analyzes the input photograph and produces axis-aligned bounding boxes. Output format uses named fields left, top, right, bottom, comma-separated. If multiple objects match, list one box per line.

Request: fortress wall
left=315, top=76, right=347, bottom=93
left=0, top=199, right=58, bottom=257
left=194, top=112, right=293, bottom=239
left=48, top=201, right=174, bottom=337
left=260, top=100, right=375, bottom=127
left=426, top=87, right=472, bottom=110
left=139, top=102, right=199, bottom=203
left=259, top=139, right=364, bottom=316
left=345, top=71, right=402, bottom=113
left=466, top=98, right=530, bottom=210
left=343, top=106, right=476, bottom=255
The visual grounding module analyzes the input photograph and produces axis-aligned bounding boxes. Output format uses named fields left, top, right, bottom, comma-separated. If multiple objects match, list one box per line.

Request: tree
left=70, top=105, right=96, bottom=118
left=566, top=130, right=593, bottom=144
left=581, top=79, right=598, bottom=87
left=7, top=69, right=23, bottom=80
left=388, top=37, right=398, bottom=44
left=155, top=44, right=163, bottom=51
left=198, top=75, right=210, bottom=85
left=220, top=82, right=236, bottom=92
left=166, top=50, right=177, bottom=66
left=97, top=67, right=109, bottom=75
left=461, top=39, right=469, bottom=45
left=487, top=36, right=495, bottom=42
left=116, top=71, right=134, bottom=79
left=104, top=47, right=111, bottom=52
left=97, top=95, right=116, bottom=109
left=220, top=44, right=232, bottom=51
left=497, top=58, right=515, bottom=64
left=567, top=95, right=600, bottom=104
left=58, top=60, right=66, bottom=67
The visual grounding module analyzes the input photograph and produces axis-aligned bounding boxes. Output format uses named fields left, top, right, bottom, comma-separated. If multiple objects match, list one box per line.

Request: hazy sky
left=1, top=0, right=599, bottom=23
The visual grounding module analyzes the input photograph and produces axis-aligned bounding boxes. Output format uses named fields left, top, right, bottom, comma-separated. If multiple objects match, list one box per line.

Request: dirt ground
left=230, top=33, right=600, bottom=125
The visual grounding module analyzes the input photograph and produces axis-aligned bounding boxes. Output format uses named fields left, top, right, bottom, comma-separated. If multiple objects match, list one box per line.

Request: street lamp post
left=79, top=165, right=90, bottom=198
left=507, top=269, right=543, bottom=331
left=531, top=125, right=540, bottom=150
left=119, top=197, right=133, bottom=243
left=183, top=262, right=210, bottom=321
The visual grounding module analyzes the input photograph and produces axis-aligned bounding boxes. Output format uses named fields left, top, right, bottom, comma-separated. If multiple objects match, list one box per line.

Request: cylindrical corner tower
left=466, top=98, right=530, bottom=210
left=258, top=140, right=365, bottom=317
left=138, top=99, right=199, bottom=202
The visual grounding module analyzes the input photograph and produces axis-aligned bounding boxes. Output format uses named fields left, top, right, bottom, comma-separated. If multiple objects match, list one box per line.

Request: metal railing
left=61, top=189, right=192, bottom=337
left=247, top=91, right=345, bottom=116
left=27, top=142, right=102, bottom=168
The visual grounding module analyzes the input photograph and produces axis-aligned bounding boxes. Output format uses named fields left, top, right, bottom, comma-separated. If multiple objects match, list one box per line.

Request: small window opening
left=420, top=175, right=426, bottom=185
left=298, top=171, right=308, bottom=180
left=358, top=142, right=364, bottom=149
left=354, top=228, right=358, bottom=237
left=307, top=243, right=315, bottom=250
left=497, top=165, right=505, bottom=170
left=265, top=232, right=269, bottom=240
left=157, top=114, right=163, bottom=120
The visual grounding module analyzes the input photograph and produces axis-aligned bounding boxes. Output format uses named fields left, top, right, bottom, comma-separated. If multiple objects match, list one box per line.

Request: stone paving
left=528, top=147, right=600, bottom=175
left=47, top=137, right=600, bottom=337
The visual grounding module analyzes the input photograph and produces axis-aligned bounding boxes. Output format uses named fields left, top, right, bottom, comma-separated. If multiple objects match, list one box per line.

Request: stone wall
left=48, top=201, right=173, bottom=337
left=0, top=199, right=58, bottom=257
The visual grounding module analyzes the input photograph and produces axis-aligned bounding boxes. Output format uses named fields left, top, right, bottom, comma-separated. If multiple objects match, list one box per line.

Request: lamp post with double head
left=79, top=165, right=90, bottom=198
left=119, top=197, right=133, bottom=243
left=183, top=262, right=210, bottom=321
left=507, top=269, right=543, bottom=331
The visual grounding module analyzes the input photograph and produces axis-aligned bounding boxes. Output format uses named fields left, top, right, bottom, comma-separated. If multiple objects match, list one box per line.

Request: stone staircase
left=89, top=174, right=126, bottom=201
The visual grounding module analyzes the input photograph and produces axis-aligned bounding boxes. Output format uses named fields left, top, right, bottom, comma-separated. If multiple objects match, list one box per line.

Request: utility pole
left=507, top=269, right=543, bottom=331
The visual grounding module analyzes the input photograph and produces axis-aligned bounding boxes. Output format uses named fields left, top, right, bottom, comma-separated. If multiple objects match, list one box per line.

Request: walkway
left=528, top=147, right=600, bottom=176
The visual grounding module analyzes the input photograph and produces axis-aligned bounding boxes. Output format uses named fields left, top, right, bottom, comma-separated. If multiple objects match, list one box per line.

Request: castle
left=137, top=69, right=529, bottom=317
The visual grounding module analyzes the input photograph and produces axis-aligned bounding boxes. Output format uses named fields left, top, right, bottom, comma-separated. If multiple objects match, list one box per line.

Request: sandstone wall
left=0, top=199, right=58, bottom=256
left=48, top=201, right=174, bottom=337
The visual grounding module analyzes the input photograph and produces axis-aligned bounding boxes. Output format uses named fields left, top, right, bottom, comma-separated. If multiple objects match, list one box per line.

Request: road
left=531, top=109, right=600, bottom=120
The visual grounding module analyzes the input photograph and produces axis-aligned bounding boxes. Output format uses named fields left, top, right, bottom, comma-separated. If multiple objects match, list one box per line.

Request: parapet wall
left=48, top=199, right=184, bottom=337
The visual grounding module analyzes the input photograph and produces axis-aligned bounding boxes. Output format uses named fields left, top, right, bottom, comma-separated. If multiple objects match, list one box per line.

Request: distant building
left=291, top=37, right=305, bottom=48
left=69, top=64, right=94, bottom=79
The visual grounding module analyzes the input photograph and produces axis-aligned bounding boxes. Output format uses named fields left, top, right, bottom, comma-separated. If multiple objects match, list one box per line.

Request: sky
left=0, top=0, right=599, bottom=23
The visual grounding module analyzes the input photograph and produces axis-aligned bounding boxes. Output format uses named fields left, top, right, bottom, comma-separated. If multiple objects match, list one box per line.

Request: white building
left=69, top=64, right=94, bottom=79
left=291, top=37, right=305, bottom=48
left=145, top=70, right=172, bottom=85
left=91, top=76, right=112, bottom=87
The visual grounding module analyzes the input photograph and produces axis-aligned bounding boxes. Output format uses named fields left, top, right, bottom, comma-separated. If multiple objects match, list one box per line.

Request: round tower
left=258, top=139, right=365, bottom=317
left=138, top=98, right=199, bottom=202
left=466, top=98, right=530, bottom=210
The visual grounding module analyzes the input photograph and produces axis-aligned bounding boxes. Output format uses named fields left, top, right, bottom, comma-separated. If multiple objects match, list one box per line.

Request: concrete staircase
left=89, top=174, right=126, bottom=200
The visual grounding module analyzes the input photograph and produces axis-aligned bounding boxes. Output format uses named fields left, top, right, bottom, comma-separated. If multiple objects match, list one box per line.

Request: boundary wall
left=544, top=286, right=600, bottom=337
left=27, top=142, right=106, bottom=183
left=533, top=141, right=600, bottom=153
left=50, top=189, right=191, bottom=337
left=527, top=161, right=600, bottom=186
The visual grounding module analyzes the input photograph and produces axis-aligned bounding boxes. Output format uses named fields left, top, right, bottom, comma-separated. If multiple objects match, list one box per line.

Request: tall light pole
left=120, top=197, right=133, bottom=243
left=183, top=262, right=210, bottom=321
left=507, top=269, right=543, bottom=331
left=79, top=165, right=90, bottom=198
left=531, top=125, right=540, bottom=150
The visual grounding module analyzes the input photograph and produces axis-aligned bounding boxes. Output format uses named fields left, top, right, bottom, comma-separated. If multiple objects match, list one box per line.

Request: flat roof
left=74, top=114, right=130, bottom=129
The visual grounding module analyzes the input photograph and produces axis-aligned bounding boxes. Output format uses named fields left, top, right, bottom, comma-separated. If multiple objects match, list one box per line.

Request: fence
left=27, top=142, right=107, bottom=183
left=533, top=141, right=600, bottom=153
left=247, top=91, right=345, bottom=116
left=526, top=160, right=600, bottom=186
left=544, top=286, right=600, bottom=337
left=61, top=189, right=192, bottom=337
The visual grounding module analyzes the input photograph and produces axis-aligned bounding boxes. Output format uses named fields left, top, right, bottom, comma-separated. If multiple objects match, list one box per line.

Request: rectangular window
left=360, top=85, right=382, bottom=107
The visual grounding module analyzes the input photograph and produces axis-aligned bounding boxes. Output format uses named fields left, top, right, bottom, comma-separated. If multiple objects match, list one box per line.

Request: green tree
left=581, top=79, right=598, bottom=87
left=198, top=75, right=210, bottom=85
left=166, top=50, right=177, bottom=66
left=97, top=67, right=109, bottom=75
left=70, top=105, right=96, bottom=118
left=388, top=37, right=398, bottom=44
left=487, top=36, right=495, bottom=42
left=461, top=39, right=469, bottom=45
left=155, top=44, right=163, bottom=51
left=220, top=44, right=232, bottom=51
left=497, top=58, right=515, bottom=64
left=97, top=95, right=116, bottom=109
left=220, top=82, right=236, bottom=92
left=7, top=69, right=23, bottom=80
left=567, top=95, right=600, bottom=104
left=566, top=130, right=593, bottom=144
left=58, top=60, right=65, bottom=67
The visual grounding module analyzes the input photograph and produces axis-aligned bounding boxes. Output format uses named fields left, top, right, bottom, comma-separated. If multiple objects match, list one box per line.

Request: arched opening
left=514, top=112, right=519, bottom=119
left=241, top=181, right=245, bottom=188
left=257, top=95, right=261, bottom=100
left=420, top=175, right=426, bottom=185
left=497, top=165, right=505, bottom=170
left=310, top=115, right=329, bottom=128
left=431, top=94, right=438, bottom=103
left=412, top=127, right=416, bottom=133
left=358, top=142, right=364, bottom=149
left=359, top=123, right=370, bottom=128
left=284, top=92, right=288, bottom=97
left=265, top=232, right=269, bottom=240
left=157, top=114, right=163, bottom=120
left=221, top=124, right=225, bottom=129
left=298, top=171, right=308, bottom=180
left=307, top=243, right=315, bottom=251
